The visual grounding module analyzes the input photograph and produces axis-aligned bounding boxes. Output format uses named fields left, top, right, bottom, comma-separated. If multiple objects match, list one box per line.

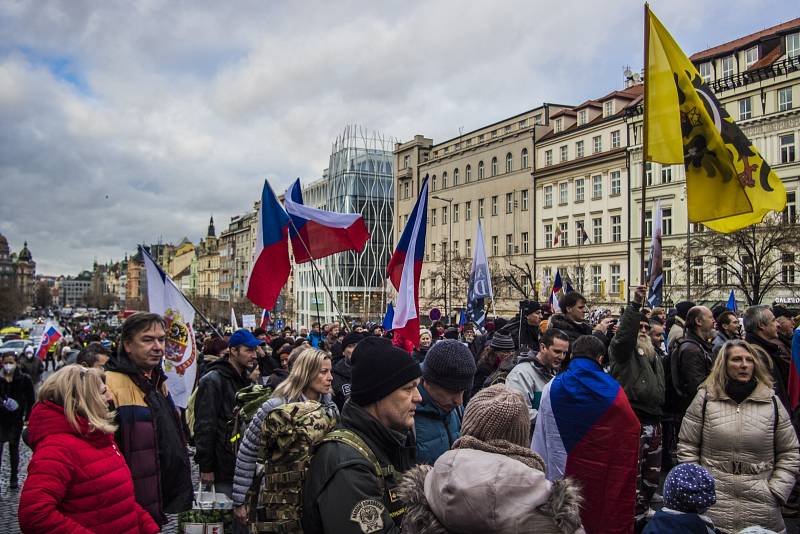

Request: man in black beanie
left=501, top=299, right=543, bottom=352
left=331, top=331, right=364, bottom=410
left=303, top=337, right=422, bottom=534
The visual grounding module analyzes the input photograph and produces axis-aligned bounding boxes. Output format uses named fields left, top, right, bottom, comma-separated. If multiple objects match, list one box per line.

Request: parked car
left=0, top=339, right=32, bottom=356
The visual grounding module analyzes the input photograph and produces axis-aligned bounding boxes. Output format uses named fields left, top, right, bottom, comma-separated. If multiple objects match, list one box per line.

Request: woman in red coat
left=18, top=365, right=159, bottom=534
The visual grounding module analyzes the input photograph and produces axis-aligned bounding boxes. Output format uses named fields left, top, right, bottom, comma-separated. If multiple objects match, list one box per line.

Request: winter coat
left=672, top=331, right=714, bottom=416
left=641, top=509, right=722, bottom=534
left=18, top=354, right=44, bottom=384
left=302, top=400, right=416, bottom=534
left=264, top=368, right=288, bottom=389
left=0, top=368, right=34, bottom=433
left=193, top=358, right=251, bottom=483
left=547, top=314, right=594, bottom=347
left=18, top=401, right=159, bottom=534
left=231, top=393, right=338, bottom=505
left=398, top=448, right=585, bottom=534
left=307, top=331, right=324, bottom=349
left=677, top=383, right=800, bottom=534
left=609, top=301, right=665, bottom=423
left=711, top=329, right=737, bottom=361
left=667, top=317, right=685, bottom=353
left=505, top=354, right=556, bottom=426
left=411, top=346, right=429, bottom=364
left=105, top=353, right=193, bottom=525
left=501, top=319, right=540, bottom=352
left=746, top=333, right=791, bottom=410
left=331, top=357, right=352, bottom=411
left=414, top=383, right=462, bottom=466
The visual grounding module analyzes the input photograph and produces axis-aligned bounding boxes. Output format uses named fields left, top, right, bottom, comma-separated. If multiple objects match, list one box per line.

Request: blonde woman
left=19, top=365, right=158, bottom=534
left=231, top=348, right=336, bottom=521
left=678, top=340, right=800, bottom=534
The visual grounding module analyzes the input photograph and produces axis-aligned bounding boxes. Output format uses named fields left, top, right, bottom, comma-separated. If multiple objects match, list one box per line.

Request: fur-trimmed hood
left=398, top=449, right=585, bottom=534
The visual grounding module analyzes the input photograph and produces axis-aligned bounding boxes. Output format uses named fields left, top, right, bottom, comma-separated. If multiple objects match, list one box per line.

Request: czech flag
left=36, top=325, right=62, bottom=360
left=550, top=271, right=563, bottom=313
left=387, top=177, right=428, bottom=347
left=284, top=178, right=370, bottom=263
left=246, top=180, right=291, bottom=310
left=532, top=357, right=640, bottom=534
left=260, top=309, right=269, bottom=329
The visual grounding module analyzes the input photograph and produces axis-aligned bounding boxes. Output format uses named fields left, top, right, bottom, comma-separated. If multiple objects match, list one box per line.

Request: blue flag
left=459, top=309, right=467, bottom=327
left=726, top=290, right=737, bottom=313
left=382, top=303, right=395, bottom=331
left=466, top=220, right=493, bottom=326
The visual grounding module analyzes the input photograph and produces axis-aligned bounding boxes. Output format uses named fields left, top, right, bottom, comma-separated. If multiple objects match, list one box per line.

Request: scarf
left=452, top=434, right=546, bottom=472
left=725, top=377, right=757, bottom=404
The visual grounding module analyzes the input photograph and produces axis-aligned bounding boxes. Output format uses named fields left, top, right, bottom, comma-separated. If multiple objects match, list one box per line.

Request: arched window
left=431, top=174, right=437, bottom=190
left=453, top=168, right=459, bottom=185
left=442, top=171, right=448, bottom=188
left=505, top=152, right=513, bottom=173
left=466, top=164, right=472, bottom=182
left=478, top=161, right=484, bottom=180
left=521, top=148, right=529, bottom=168
left=491, top=157, right=498, bottom=177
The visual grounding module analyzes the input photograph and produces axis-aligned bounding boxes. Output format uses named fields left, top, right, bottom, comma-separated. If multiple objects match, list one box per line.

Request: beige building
left=219, top=205, right=258, bottom=303
left=196, top=217, right=220, bottom=299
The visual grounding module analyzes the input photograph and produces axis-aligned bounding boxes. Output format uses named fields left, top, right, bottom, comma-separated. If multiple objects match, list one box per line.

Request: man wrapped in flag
left=533, top=334, right=640, bottom=534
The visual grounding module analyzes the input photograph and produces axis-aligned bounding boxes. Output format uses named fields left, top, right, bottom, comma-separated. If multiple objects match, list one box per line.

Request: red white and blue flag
left=284, top=178, right=370, bottom=263
left=246, top=180, right=291, bottom=311
left=550, top=271, right=563, bottom=313
left=36, top=325, right=61, bottom=360
left=387, top=176, right=428, bottom=347
left=260, top=309, right=269, bottom=329
left=532, top=357, right=640, bottom=534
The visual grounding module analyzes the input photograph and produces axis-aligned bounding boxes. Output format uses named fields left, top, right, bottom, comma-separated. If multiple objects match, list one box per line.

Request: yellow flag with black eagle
left=644, top=6, right=786, bottom=233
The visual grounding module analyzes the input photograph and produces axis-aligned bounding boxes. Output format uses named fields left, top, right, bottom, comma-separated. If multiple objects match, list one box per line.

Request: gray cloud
left=0, top=0, right=793, bottom=274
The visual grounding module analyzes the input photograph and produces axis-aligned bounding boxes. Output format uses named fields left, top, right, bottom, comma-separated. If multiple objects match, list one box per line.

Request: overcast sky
left=0, top=0, right=796, bottom=275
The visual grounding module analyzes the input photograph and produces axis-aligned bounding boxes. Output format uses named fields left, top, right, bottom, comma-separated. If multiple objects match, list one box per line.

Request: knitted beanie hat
left=663, top=463, right=716, bottom=513
left=350, top=337, right=421, bottom=406
left=422, top=340, right=477, bottom=392
left=341, top=331, right=363, bottom=350
left=490, top=333, right=515, bottom=352
left=460, top=384, right=530, bottom=447
left=675, top=301, right=696, bottom=320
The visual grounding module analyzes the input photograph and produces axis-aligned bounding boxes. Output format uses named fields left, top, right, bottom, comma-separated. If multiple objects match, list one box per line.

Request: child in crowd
left=643, top=463, right=722, bottom=534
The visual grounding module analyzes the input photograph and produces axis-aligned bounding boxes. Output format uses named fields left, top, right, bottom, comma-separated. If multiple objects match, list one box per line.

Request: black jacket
left=331, top=358, right=352, bottom=411
left=746, top=333, right=791, bottom=411
left=193, top=357, right=251, bottom=483
left=0, top=368, right=35, bottom=428
left=411, top=346, right=429, bottom=365
left=501, top=319, right=540, bottom=352
left=673, top=330, right=714, bottom=415
left=303, top=401, right=416, bottom=534
left=264, top=368, right=289, bottom=389
left=547, top=314, right=595, bottom=345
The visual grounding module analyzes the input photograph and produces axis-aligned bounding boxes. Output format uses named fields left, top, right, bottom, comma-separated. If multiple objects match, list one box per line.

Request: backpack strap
left=320, top=429, right=394, bottom=494
left=772, top=396, right=779, bottom=462
left=698, top=393, right=708, bottom=460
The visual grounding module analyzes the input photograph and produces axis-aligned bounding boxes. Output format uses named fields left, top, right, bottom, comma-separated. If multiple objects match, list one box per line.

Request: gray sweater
left=231, top=393, right=339, bottom=505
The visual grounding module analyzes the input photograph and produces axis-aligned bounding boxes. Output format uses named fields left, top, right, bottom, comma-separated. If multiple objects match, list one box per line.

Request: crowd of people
left=1, top=291, right=800, bottom=533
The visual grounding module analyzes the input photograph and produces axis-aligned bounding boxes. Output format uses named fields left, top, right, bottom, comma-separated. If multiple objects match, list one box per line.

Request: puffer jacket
left=397, top=448, right=585, bottom=534
left=19, top=401, right=159, bottom=534
left=677, top=383, right=800, bottom=534
left=414, top=384, right=462, bottom=466
left=505, top=354, right=555, bottom=425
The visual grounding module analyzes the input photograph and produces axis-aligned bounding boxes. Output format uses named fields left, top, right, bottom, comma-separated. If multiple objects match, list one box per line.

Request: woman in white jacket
left=678, top=339, right=800, bottom=534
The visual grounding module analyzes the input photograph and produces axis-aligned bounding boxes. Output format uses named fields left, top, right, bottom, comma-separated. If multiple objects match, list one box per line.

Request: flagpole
left=285, top=218, right=351, bottom=332
left=640, top=3, right=651, bottom=285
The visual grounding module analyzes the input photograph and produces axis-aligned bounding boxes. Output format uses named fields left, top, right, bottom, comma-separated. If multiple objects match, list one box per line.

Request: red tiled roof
left=690, top=17, right=800, bottom=62
left=599, top=84, right=644, bottom=101
left=746, top=45, right=784, bottom=71
left=550, top=108, right=577, bottom=119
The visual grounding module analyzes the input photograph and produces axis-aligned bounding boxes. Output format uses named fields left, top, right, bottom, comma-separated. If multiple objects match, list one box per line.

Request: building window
left=592, top=174, right=602, bottom=199
left=431, top=208, right=437, bottom=226
left=692, top=258, right=704, bottom=285
left=521, top=189, right=529, bottom=211
left=611, top=130, right=621, bottom=149
left=559, top=182, right=568, bottom=205
left=575, top=221, right=585, bottom=245
left=699, top=62, right=712, bottom=83
left=783, top=253, right=796, bottom=284
left=611, top=265, right=621, bottom=295
left=576, top=140, right=584, bottom=158
left=545, top=150, right=553, bottom=166
left=559, top=222, right=569, bottom=247
left=453, top=168, right=459, bottom=185
left=478, top=161, right=485, bottom=179
left=491, top=236, right=498, bottom=256
left=465, top=239, right=472, bottom=258
left=577, top=110, right=587, bottom=125
left=505, top=152, right=513, bottom=173
left=592, top=265, right=602, bottom=294
left=465, top=164, right=471, bottom=182
left=505, top=125, right=511, bottom=133
left=592, top=135, right=602, bottom=153
left=716, top=257, right=728, bottom=286
left=491, top=130, right=497, bottom=138
left=465, top=201, right=472, bottom=221
left=611, top=171, right=621, bottom=195
left=604, top=100, right=614, bottom=117
left=506, top=234, right=514, bottom=255
left=663, top=208, right=673, bottom=235
left=554, top=118, right=562, bottom=133
left=739, top=97, right=752, bottom=120
left=784, top=191, right=796, bottom=224
left=479, top=198, right=485, bottom=218
left=442, top=206, right=448, bottom=224
left=431, top=243, right=436, bottom=261
left=521, top=232, right=529, bottom=254
left=788, top=33, right=800, bottom=58
left=521, top=148, right=529, bottom=168
left=778, top=87, right=793, bottom=111
left=560, top=145, right=568, bottom=162
left=544, top=225, right=553, bottom=249
left=491, top=157, right=498, bottom=177
left=592, top=217, right=603, bottom=243
left=403, top=154, right=410, bottom=169
left=544, top=185, right=553, bottom=208
left=442, top=171, right=448, bottom=189
left=431, top=175, right=437, bottom=191
left=506, top=192, right=513, bottom=213
left=575, top=178, right=585, bottom=202
left=661, top=165, right=672, bottom=184
left=453, top=204, right=460, bottom=223
left=491, top=196, right=498, bottom=216
left=611, top=215, right=622, bottom=242
left=781, top=133, right=796, bottom=163
left=744, top=46, right=759, bottom=68
left=644, top=210, right=653, bottom=238
left=664, top=258, right=672, bottom=287
left=721, top=55, right=735, bottom=78
left=519, top=119, right=528, bottom=128
left=403, top=180, right=410, bottom=199
left=453, top=240, right=459, bottom=258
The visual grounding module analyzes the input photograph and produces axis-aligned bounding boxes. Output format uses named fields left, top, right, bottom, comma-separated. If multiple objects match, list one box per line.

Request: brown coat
left=678, top=383, right=800, bottom=534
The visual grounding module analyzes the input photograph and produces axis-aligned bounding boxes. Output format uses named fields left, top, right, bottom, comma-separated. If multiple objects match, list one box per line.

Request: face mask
left=3, top=363, right=15, bottom=374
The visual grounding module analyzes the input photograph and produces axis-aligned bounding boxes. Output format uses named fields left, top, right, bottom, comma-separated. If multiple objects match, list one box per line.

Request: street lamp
left=432, top=195, right=453, bottom=324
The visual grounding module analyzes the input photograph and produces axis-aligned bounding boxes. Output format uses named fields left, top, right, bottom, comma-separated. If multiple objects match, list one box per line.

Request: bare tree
left=34, top=281, right=53, bottom=309
left=0, top=285, right=24, bottom=324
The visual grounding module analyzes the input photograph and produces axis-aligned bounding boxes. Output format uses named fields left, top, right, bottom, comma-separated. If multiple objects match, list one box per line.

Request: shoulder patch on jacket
left=351, top=498, right=385, bottom=533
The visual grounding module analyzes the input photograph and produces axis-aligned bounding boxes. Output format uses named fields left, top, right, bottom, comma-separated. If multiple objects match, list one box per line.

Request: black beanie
left=350, top=337, right=421, bottom=406
left=342, top=331, right=364, bottom=350
left=676, top=301, right=696, bottom=320
left=423, top=340, right=477, bottom=392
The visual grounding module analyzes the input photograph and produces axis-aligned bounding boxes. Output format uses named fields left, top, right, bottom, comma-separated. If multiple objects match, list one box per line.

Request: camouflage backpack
left=227, top=384, right=274, bottom=455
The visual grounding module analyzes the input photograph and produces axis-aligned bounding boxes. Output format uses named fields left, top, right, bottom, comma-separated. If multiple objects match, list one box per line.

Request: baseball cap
left=228, top=329, right=262, bottom=348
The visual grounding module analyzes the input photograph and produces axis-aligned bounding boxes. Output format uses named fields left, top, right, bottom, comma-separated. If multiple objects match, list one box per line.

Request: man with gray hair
left=744, top=304, right=789, bottom=409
